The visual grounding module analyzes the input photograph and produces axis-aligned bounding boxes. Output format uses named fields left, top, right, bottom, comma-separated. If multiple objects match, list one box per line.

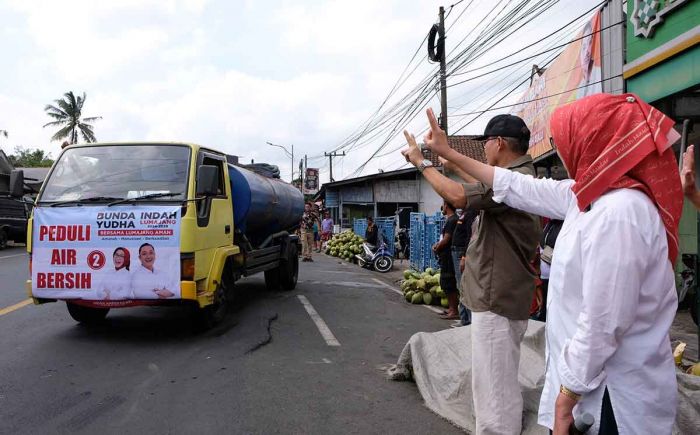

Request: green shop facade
left=624, top=0, right=700, bottom=321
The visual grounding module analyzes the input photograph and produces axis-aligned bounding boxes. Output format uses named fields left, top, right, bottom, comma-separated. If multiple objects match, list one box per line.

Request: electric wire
left=343, top=0, right=564, bottom=175
left=448, top=0, right=605, bottom=76
left=337, top=0, right=596, bottom=178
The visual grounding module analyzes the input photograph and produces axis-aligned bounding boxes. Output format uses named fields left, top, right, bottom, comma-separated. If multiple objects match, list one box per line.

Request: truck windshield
left=39, top=145, right=190, bottom=203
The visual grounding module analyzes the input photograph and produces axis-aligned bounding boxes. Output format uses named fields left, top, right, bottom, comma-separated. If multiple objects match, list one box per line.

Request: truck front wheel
left=279, top=243, right=298, bottom=290
left=191, top=282, right=232, bottom=332
left=66, top=302, right=109, bottom=325
left=264, top=268, right=281, bottom=290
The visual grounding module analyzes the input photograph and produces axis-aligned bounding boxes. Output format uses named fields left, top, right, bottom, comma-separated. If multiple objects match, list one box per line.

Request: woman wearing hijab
left=97, top=247, right=134, bottom=300
left=402, top=95, right=681, bottom=434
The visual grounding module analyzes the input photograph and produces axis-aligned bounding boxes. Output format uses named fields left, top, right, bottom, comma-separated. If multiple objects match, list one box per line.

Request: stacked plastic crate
left=375, top=217, right=396, bottom=255
left=408, top=212, right=446, bottom=271
left=409, top=212, right=425, bottom=270
left=424, top=212, right=445, bottom=271
left=353, top=218, right=367, bottom=237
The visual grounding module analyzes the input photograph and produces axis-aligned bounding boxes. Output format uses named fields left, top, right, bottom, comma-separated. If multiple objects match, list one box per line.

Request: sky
left=0, top=0, right=602, bottom=184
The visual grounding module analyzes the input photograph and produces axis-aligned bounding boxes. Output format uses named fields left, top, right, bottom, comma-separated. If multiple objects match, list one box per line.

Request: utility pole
left=298, top=157, right=304, bottom=193
left=324, top=151, right=345, bottom=182
left=438, top=6, right=448, bottom=134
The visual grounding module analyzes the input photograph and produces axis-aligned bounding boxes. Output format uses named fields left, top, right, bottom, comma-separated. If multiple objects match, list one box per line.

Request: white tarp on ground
left=387, top=321, right=700, bottom=434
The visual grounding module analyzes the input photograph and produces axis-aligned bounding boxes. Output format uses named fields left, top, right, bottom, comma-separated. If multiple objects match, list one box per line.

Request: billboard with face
left=513, top=11, right=602, bottom=159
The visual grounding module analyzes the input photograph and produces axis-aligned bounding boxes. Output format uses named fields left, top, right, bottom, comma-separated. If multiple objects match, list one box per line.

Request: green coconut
left=411, top=293, right=423, bottom=304
left=441, top=297, right=449, bottom=308
left=405, top=291, right=415, bottom=302
left=422, top=293, right=433, bottom=305
left=429, top=286, right=439, bottom=297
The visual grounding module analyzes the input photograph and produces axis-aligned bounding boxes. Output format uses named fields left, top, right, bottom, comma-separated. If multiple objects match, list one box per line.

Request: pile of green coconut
left=325, top=230, right=364, bottom=262
left=400, top=268, right=448, bottom=307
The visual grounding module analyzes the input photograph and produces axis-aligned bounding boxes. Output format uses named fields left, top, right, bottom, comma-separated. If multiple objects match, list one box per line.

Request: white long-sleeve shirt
left=131, top=264, right=179, bottom=299
left=492, top=167, right=677, bottom=434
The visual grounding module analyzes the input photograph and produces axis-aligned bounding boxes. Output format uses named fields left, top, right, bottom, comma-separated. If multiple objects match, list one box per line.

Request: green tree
left=43, top=91, right=102, bottom=144
left=0, top=130, right=7, bottom=138
left=8, top=146, right=54, bottom=167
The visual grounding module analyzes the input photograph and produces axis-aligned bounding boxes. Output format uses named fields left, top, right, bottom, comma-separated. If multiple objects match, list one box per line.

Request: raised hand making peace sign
left=422, top=107, right=451, bottom=157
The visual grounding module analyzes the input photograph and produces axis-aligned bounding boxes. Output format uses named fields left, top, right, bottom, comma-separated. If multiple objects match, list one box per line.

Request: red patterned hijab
left=550, top=93, right=682, bottom=263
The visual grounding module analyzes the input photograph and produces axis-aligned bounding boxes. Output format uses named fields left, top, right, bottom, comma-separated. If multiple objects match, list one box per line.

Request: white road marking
left=297, top=295, right=340, bottom=347
left=305, top=358, right=333, bottom=364
left=0, top=253, right=27, bottom=260
left=371, top=278, right=445, bottom=314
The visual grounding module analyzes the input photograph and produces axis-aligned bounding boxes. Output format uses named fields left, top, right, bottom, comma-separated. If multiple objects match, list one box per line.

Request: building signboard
left=513, top=11, right=602, bottom=159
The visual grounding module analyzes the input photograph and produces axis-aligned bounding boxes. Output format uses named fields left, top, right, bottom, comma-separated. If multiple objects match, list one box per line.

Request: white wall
left=418, top=177, right=443, bottom=215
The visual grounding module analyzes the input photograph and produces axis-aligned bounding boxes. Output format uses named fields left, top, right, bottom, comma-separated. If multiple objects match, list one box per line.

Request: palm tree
left=43, top=92, right=102, bottom=144
left=0, top=130, right=7, bottom=138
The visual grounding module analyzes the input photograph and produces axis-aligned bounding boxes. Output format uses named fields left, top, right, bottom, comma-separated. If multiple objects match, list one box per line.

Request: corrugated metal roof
left=422, top=135, right=486, bottom=166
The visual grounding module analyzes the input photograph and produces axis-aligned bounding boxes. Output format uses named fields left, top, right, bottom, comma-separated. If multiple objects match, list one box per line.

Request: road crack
left=245, top=313, right=279, bottom=354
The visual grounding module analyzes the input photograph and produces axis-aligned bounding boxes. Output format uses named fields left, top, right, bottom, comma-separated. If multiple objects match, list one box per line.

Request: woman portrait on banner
left=402, top=93, right=681, bottom=434
left=96, top=247, right=134, bottom=300
left=575, top=18, right=602, bottom=99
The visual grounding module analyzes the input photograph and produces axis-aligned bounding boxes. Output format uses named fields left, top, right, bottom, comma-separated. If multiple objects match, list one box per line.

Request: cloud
left=0, top=0, right=602, bottom=183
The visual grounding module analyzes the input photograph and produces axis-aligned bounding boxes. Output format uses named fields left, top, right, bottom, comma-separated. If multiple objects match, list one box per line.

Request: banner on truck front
left=31, top=206, right=181, bottom=302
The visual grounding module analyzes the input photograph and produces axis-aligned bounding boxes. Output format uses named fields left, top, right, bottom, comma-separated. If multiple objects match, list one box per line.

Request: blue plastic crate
left=424, top=213, right=445, bottom=271
left=409, top=212, right=425, bottom=271
left=353, top=218, right=367, bottom=237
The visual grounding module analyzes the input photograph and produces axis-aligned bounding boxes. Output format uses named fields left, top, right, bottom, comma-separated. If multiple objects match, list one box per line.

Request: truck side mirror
left=197, top=165, right=219, bottom=196
left=9, top=169, right=24, bottom=198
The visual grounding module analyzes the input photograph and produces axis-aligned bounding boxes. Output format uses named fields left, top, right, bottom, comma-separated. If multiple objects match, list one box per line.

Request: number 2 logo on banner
left=87, top=250, right=106, bottom=270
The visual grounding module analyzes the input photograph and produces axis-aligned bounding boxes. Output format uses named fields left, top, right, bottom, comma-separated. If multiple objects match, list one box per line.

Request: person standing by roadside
left=451, top=208, right=478, bottom=326
left=535, top=218, right=563, bottom=322
left=365, top=216, right=378, bottom=246
left=300, top=203, right=319, bottom=262
left=681, top=144, right=700, bottom=209
left=432, top=201, right=459, bottom=320
left=407, top=93, right=682, bottom=434
left=402, top=111, right=541, bottom=435
left=312, top=221, right=320, bottom=252
left=321, top=211, right=334, bottom=247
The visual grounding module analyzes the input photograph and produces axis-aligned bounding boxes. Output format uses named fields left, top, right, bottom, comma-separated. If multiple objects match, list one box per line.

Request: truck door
left=194, top=151, right=233, bottom=258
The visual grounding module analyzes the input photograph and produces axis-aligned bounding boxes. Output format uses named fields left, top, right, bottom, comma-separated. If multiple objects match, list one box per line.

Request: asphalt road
left=0, top=246, right=463, bottom=435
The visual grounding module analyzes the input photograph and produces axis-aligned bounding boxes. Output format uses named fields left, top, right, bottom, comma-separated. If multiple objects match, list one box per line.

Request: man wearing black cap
left=401, top=109, right=541, bottom=435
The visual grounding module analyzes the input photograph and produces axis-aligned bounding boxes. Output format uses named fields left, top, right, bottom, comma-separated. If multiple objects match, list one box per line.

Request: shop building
left=318, top=136, right=485, bottom=229
left=623, top=0, right=700, bottom=259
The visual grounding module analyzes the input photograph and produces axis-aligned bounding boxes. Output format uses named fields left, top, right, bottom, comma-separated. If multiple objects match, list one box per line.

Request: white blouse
left=95, top=267, right=133, bottom=300
left=492, top=167, right=677, bottom=434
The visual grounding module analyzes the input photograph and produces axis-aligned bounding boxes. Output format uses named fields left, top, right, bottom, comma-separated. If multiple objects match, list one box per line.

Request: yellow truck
left=9, top=142, right=303, bottom=329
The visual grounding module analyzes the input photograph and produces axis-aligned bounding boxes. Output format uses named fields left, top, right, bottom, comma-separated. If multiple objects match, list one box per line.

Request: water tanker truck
left=12, top=142, right=304, bottom=329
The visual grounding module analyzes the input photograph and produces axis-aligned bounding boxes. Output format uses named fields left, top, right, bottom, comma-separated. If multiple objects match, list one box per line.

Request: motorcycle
left=356, top=236, right=394, bottom=273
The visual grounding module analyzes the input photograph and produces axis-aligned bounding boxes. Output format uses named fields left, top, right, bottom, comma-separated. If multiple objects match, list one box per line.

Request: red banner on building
left=513, top=11, right=602, bottom=159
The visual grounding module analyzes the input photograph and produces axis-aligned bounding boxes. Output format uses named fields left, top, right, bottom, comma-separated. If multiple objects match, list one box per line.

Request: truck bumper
left=25, top=280, right=199, bottom=305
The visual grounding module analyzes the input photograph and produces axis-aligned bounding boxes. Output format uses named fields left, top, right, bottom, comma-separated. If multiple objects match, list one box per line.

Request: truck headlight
left=181, top=253, right=195, bottom=280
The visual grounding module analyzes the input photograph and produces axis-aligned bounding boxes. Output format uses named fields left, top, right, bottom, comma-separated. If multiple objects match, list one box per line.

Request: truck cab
left=24, top=142, right=302, bottom=329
